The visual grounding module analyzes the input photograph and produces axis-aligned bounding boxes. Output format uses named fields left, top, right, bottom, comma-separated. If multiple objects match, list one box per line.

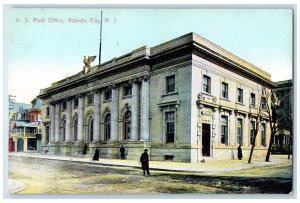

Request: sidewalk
left=9, top=152, right=292, bottom=173
left=8, top=179, right=25, bottom=193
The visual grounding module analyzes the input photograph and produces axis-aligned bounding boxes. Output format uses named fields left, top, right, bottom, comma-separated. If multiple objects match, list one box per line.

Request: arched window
left=73, top=118, right=78, bottom=142
left=123, top=110, right=131, bottom=140
left=88, top=117, right=94, bottom=143
left=104, top=113, right=111, bottom=141
left=62, top=120, right=66, bottom=142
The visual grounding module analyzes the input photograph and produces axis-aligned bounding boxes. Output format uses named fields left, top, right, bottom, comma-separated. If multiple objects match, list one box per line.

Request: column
left=131, top=80, right=139, bottom=140
left=141, top=76, right=150, bottom=140
left=77, top=94, right=84, bottom=142
left=54, top=101, right=61, bottom=143
left=65, top=99, right=72, bottom=143
left=93, top=90, right=101, bottom=143
left=229, top=110, right=235, bottom=146
left=50, top=103, right=55, bottom=144
left=111, top=85, right=119, bottom=141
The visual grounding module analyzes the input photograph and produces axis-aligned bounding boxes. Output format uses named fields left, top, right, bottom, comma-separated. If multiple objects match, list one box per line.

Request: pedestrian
left=140, top=149, right=150, bottom=176
left=237, top=144, right=243, bottom=160
left=93, top=148, right=100, bottom=161
left=83, top=143, right=88, bottom=155
left=120, top=145, right=126, bottom=159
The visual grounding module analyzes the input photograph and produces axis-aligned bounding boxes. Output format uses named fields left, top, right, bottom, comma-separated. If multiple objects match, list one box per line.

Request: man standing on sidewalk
left=140, top=149, right=150, bottom=176
left=120, top=145, right=126, bottom=159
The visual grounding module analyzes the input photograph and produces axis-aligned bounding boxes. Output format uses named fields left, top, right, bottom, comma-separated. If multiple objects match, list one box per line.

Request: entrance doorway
left=202, top=123, right=211, bottom=156
left=17, top=138, right=24, bottom=152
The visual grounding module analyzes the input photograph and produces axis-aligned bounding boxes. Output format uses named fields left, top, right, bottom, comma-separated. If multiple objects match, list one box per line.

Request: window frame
left=165, top=111, right=175, bottom=143
left=166, top=75, right=176, bottom=94
left=73, top=98, right=79, bottom=109
left=123, top=110, right=132, bottom=140
left=221, top=115, right=228, bottom=145
left=104, top=89, right=112, bottom=101
left=237, top=88, right=243, bottom=103
left=104, top=113, right=111, bottom=141
left=250, top=93, right=256, bottom=107
left=261, top=123, right=266, bottom=146
left=236, top=118, right=243, bottom=145
left=87, top=94, right=94, bottom=106
left=221, top=82, right=228, bottom=99
left=250, top=120, right=255, bottom=146
left=123, top=84, right=132, bottom=97
left=202, top=75, right=211, bottom=94
left=261, top=97, right=267, bottom=110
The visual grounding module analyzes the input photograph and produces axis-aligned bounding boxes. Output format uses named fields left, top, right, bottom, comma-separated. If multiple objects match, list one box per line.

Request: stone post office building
left=38, top=32, right=276, bottom=162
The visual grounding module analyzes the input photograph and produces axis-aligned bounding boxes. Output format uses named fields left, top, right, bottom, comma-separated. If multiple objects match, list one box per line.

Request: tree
left=264, top=89, right=280, bottom=162
left=248, top=94, right=263, bottom=164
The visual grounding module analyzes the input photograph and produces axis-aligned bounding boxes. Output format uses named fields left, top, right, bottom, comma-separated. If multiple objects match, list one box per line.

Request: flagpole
left=99, top=10, right=103, bottom=66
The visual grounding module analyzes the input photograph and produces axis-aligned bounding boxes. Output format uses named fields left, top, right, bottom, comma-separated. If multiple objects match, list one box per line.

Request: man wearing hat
left=140, top=149, right=150, bottom=176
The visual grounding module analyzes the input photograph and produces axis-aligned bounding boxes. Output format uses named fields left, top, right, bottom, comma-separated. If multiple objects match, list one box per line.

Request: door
left=17, top=138, right=24, bottom=152
left=202, top=123, right=211, bottom=156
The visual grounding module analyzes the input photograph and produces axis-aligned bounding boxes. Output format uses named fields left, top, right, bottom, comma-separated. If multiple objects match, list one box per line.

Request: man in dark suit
left=140, top=149, right=150, bottom=176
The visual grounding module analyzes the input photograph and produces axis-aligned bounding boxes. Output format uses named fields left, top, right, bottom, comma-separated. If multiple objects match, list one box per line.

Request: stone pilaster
left=93, top=90, right=101, bottom=143
left=49, top=103, right=55, bottom=144
left=65, top=99, right=72, bottom=143
left=141, top=76, right=150, bottom=140
left=111, top=85, right=119, bottom=141
left=244, top=114, right=249, bottom=146
left=131, top=80, right=139, bottom=140
left=54, top=101, right=61, bottom=143
left=77, top=94, right=84, bottom=143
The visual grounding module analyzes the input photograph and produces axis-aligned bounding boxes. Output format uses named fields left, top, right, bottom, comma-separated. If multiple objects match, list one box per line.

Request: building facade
left=9, top=98, right=42, bottom=152
left=274, top=80, right=293, bottom=149
left=38, top=33, right=276, bottom=162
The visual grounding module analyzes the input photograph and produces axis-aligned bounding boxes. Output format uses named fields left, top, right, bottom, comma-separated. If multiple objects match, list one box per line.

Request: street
left=8, top=155, right=292, bottom=194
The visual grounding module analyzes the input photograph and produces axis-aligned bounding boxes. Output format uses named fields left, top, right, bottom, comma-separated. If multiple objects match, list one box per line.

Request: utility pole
left=9, top=95, right=16, bottom=111
left=99, top=10, right=103, bottom=66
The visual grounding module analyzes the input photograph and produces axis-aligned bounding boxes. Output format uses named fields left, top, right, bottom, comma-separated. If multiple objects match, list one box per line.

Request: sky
left=8, top=8, right=293, bottom=103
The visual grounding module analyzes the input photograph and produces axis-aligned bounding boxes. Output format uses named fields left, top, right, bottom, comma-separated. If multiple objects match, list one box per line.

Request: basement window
left=164, top=155, right=174, bottom=161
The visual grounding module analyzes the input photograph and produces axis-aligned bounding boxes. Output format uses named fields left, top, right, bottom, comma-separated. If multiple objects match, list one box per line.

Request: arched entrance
left=17, top=138, right=24, bottom=152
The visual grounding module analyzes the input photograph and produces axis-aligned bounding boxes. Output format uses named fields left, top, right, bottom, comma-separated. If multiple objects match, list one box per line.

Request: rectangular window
left=87, top=94, right=94, bottom=105
left=46, top=107, right=50, bottom=117
left=73, top=98, right=78, bottom=109
left=236, top=118, right=243, bottom=145
left=123, top=84, right=132, bottom=96
left=250, top=121, right=255, bottom=145
left=250, top=93, right=256, bottom=106
left=166, top=75, right=175, bottom=93
left=237, top=88, right=243, bottom=103
left=166, top=111, right=175, bottom=143
left=62, top=101, right=67, bottom=110
left=203, top=75, right=211, bottom=94
left=261, top=123, right=266, bottom=146
left=221, top=82, right=228, bottom=99
left=221, top=116, right=228, bottom=144
left=104, top=89, right=112, bottom=100
left=261, top=97, right=267, bottom=110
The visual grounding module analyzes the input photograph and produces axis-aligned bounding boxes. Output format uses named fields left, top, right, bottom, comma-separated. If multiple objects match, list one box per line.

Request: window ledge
left=122, top=95, right=132, bottom=99
left=162, top=92, right=178, bottom=97
left=220, top=97, right=230, bottom=102
left=201, top=92, right=213, bottom=97
left=236, top=102, right=245, bottom=106
left=103, top=99, right=112, bottom=103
